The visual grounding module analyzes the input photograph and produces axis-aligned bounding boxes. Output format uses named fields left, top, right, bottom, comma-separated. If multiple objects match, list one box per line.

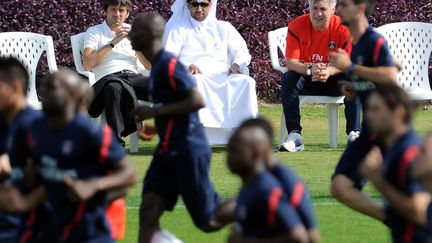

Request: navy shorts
left=333, top=126, right=379, bottom=190
left=143, top=151, right=220, bottom=228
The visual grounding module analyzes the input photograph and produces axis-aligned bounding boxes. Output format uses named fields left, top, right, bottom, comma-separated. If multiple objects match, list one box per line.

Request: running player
left=0, top=57, right=56, bottom=243
left=27, top=69, right=136, bottom=243
left=329, top=0, right=398, bottom=221
left=239, top=118, right=319, bottom=243
left=128, top=13, right=228, bottom=242
left=227, top=120, right=308, bottom=243
left=360, top=84, right=431, bottom=242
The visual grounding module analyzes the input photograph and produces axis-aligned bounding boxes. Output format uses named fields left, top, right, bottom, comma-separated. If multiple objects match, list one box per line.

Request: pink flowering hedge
left=0, top=0, right=431, bottom=102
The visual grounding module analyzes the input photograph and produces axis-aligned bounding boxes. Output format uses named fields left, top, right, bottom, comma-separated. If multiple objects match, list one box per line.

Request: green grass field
left=120, top=104, right=432, bottom=243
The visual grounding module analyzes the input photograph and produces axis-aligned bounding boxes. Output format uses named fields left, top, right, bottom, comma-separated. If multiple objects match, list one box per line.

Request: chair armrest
left=77, top=70, right=96, bottom=86
left=275, top=66, right=288, bottom=73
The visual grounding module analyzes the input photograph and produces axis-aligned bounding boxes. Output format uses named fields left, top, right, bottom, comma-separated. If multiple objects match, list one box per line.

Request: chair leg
left=279, top=111, right=287, bottom=148
left=129, top=132, right=139, bottom=153
left=327, top=104, right=339, bottom=149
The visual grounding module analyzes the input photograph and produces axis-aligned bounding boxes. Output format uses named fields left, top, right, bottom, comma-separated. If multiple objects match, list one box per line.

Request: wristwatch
left=306, top=65, right=312, bottom=76
left=109, top=42, right=115, bottom=48
left=347, top=63, right=356, bottom=75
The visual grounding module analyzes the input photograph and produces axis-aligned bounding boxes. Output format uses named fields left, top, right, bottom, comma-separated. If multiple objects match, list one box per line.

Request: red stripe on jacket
left=267, top=187, right=283, bottom=227
left=168, top=58, right=177, bottom=90
left=160, top=118, right=174, bottom=153
left=403, top=223, right=415, bottom=243
left=19, top=209, right=37, bottom=243
left=373, top=37, right=385, bottom=65
left=61, top=202, right=86, bottom=241
left=291, top=183, right=305, bottom=208
left=99, top=125, right=112, bottom=163
left=398, top=145, right=420, bottom=186
left=159, top=58, right=178, bottom=153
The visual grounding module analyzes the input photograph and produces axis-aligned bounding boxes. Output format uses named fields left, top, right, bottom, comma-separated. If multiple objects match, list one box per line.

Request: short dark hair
left=353, top=0, right=376, bottom=17
left=372, top=83, right=413, bottom=124
left=0, top=57, right=29, bottom=95
left=238, top=118, right=274, bottom=144
left=103, top=0, right=132, bottom=12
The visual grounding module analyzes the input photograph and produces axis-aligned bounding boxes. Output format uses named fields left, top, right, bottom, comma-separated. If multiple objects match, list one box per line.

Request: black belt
left=113, top=70, right=136, bottom=75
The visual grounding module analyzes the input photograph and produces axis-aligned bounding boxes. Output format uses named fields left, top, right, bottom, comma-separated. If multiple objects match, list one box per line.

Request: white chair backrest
left=0, top=32, right=58, bottom=109
left=268, top=27, right=288, bottom=73
left=375, top=22, right=432, bottom=92
left=70, top=33, right=86, bottom=72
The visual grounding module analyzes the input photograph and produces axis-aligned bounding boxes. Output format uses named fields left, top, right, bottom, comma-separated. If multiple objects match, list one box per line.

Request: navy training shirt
left=382, top=128, right=432, bottom=242
left=6, top=107, right=42, bottom=190
left=235, top=170, right=303, bottom=238
left=350, top=27, right=395, bottom=114
left=271, top=163, right=317, bottom=229
left=0, top=108, right=41, bottom=241
left=0, top=116, right=7, bottom=155
left=150, top=50, right=210, bottom=156
left=28, top=114, right=125, bottom=243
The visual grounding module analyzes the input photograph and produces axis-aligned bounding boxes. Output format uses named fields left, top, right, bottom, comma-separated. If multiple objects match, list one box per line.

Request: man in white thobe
left=164, top=0, right=258, bottom=144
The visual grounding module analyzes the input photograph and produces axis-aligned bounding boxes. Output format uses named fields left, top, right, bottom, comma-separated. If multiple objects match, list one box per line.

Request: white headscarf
left=165, top=0, right=218, bottom=33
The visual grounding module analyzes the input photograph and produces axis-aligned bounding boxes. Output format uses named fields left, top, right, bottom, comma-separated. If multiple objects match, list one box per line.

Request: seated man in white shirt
left=82, top=0, right=151, bottom=147
left=164, top=0, right=259, bottom=144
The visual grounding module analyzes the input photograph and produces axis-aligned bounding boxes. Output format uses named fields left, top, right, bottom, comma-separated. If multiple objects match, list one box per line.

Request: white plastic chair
left=0, top=32, right=58, bottom=109
left=268, top=27, right=343, bottom=149
left=71, top=33, right=139, bottom=153
left=375, top=22, right=432, bottom=100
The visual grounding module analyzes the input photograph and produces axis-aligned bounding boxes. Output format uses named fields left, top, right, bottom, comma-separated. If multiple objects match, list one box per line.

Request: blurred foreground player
left=0, top=57, right=55, bottom=243
left=330, top=0, right=398, bottom=221
left=227, top=120, right=309, bottom=243
left=76, top=74, right=128, bottom=241
left=129, top=13, right=230, bottom=242
left=239, top=118, right=320, bottom=243
left=361, top=85, right=432, bottom=242
left=27, top=69, right=136, bottom=242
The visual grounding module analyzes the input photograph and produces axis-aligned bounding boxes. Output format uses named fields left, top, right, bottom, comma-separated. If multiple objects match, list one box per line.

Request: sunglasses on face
left=190, top=2, right=210, bottom=8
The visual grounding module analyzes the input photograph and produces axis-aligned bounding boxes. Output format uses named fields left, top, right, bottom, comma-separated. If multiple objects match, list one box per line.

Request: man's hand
left=138, top=124, right=156, bottom=141
left=0, top=154, right=11, bottom=178
left=330, top=48, right=352, bottom=72
left=111, top=26, right=130, bottom=45
left=339, top=81, right=357, bottom=100
left=311, top=63, right=330, bottom=82
left=65, top=177, right=98, bottom=202
left=360, top=146, right=384, bottom=181
left=132, top=105, right=158, bottom=122
left=228, top=63, right=242, bottom=76
left=189, top=64, right=202, bottom=75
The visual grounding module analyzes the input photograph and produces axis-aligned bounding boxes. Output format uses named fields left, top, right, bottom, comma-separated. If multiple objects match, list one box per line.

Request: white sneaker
left=347, top=131, right=360, bottom=144
left=280, top=131, right=305, bottom=152
left=151, top=230, right=183, bottom=243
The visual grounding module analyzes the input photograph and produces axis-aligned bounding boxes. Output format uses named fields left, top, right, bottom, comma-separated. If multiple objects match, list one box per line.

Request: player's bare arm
left=0, top=185, right=45, bottom=213
left=82, top=27, right=130, bottom=71
left=65, top=158, right=137, bottom=202
left=137, top=51, right=152, bottom=70
left=331, top=175, right=385, bottom=221
left=330, top=48, right=398, bottom=83
left=361, top=146, right=431, bottom=226
left=133, top=88, right=205, bottom=121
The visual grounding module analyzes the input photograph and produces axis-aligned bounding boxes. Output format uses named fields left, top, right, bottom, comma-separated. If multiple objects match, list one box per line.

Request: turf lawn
left=120, top=103, right=432, bottom=243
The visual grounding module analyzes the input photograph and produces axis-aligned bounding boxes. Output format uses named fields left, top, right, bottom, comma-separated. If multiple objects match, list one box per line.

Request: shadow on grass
left=127, top=145, right=155, bottom=156
left=275, top=143, right=346, bottom=153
